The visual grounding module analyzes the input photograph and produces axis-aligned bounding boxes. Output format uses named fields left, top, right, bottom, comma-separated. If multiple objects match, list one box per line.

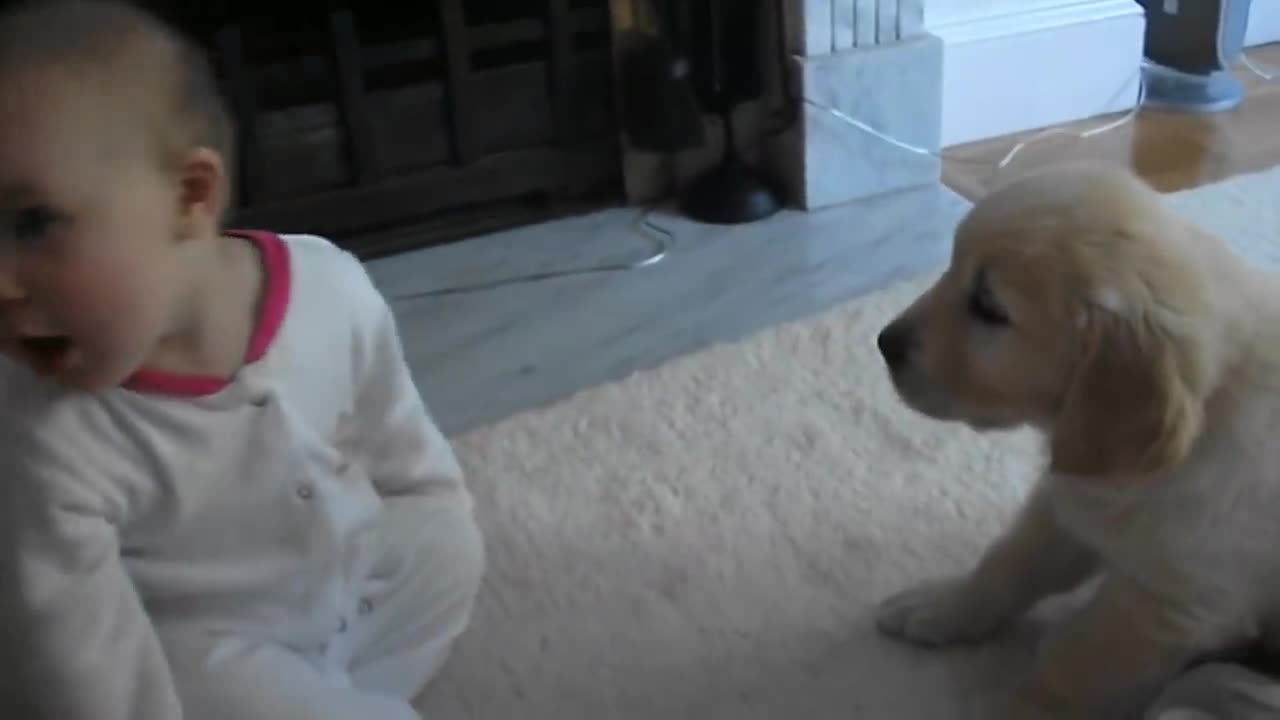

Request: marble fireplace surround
left=609, top=0, right=942, bottom=211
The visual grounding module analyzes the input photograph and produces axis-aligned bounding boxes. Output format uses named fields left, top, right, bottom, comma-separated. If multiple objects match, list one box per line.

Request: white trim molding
left=929, top=0, right=1145, bottom=147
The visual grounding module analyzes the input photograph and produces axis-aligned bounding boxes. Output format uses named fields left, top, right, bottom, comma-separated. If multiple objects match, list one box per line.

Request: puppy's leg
left=1005, top=578, right=1210, bottom=720
left=877, top=485, right=1095, bottom=646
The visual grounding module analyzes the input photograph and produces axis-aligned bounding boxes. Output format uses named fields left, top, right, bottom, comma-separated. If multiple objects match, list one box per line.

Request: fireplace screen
left=136, top=1, right=624, bottom=258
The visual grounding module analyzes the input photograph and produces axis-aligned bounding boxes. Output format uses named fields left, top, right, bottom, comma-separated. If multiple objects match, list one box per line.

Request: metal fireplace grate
left=150, top=1, right=624, bottom=258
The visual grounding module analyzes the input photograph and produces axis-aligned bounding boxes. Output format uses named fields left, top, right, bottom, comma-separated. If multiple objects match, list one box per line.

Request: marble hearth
left=610, top=0, right=942, bottom=211
left=778, top=0, right=942, bottom=209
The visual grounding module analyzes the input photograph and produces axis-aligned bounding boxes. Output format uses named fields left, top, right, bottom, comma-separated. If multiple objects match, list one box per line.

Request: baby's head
left=0, top=0, right=238, bottom=391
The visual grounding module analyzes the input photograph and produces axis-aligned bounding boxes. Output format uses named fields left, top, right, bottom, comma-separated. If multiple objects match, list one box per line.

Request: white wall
left=1248, top=0, right=1280, bottom=45
left=929, top=0, right=1280, bottom=50
left=924, top=0, right=1145, bottom=147
left=925, top=0, right=1093, bottom=29
left=929, top=1, right=1280, bottom=56
left=916, top=0, right=1276, bottom=147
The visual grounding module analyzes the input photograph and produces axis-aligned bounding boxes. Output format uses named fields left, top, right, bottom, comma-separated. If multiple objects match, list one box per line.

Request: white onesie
left=0, top=231, right=485, bottom=720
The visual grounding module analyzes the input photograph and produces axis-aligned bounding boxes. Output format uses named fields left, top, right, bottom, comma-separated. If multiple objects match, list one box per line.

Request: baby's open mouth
left=19, top=335, right=75, bottom=376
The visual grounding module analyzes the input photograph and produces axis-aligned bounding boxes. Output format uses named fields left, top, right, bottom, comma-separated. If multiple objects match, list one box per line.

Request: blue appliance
left=1137, top=0, right=1254, bottom=112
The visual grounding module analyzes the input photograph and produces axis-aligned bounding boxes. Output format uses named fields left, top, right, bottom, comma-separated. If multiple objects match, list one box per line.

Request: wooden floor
left=943, top=44, right=1280, bottom=200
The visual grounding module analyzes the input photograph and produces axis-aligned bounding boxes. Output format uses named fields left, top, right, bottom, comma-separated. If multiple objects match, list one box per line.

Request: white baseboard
left=931, top=0, right=1145, bottom=147
left=1247, top=0, right=1280, bottom=46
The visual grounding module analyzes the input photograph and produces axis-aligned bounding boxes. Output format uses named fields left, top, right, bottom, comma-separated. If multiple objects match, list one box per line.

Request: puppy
left=874, top=163, right=1280, bottom=719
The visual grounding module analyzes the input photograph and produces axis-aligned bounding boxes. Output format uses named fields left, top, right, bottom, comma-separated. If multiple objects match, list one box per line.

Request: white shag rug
left=418, top=167, right=1280, bottom=720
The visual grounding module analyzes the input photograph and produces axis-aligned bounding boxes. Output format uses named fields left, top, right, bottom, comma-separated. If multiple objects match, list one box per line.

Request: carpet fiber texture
left=418, top=167, right=1280, bottom=720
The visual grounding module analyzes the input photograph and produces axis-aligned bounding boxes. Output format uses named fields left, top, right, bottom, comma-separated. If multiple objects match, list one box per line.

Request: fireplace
left=37, top=0, right=945, bottom=260
left=140, top=1, right=623, bottom=259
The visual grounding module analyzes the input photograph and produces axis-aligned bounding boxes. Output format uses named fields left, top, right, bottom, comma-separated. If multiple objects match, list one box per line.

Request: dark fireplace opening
left=137, top=1, right=625, bottom=259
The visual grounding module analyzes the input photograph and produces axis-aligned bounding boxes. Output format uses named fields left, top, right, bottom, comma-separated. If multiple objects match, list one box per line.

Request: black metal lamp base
left=678, top=158, right=783, bottom=225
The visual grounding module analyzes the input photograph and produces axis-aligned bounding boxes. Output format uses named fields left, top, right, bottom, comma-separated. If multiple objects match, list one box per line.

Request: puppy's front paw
left=875, top=576, right=1003, bottom=647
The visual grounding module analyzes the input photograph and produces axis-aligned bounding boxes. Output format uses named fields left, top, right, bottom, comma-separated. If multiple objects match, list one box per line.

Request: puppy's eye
left=968, top=283, right=1010, bottom=326
left=10, top=205, right=60, bottom=246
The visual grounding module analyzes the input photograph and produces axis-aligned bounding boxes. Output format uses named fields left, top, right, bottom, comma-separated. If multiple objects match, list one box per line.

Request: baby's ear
left=1049, top=300, right=1207, bottom=479
left=174, top=146, right=227, bottom=238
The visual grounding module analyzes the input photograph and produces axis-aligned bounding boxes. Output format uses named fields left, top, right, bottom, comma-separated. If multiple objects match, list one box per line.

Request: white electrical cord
left=799, top=63, right=1146, bottom=182
left=1241, top=50, right=1277, bottom=81
left=997, top=72, right=1148, bottom=171
left=385, top=206, right=673, bottom=302
left=386, top=59, right=1161, bottom=302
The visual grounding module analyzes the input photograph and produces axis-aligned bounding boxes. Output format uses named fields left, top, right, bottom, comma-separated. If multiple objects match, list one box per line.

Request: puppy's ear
left=1049, top=303, right=1207, bottom=479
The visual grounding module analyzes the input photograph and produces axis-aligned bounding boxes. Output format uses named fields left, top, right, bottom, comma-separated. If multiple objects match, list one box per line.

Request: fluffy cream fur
left=875, top=164, right=1280, bottom=719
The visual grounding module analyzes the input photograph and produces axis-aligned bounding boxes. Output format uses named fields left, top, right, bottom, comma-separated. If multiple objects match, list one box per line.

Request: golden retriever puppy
left=874, top=163, right=1280, bottom=719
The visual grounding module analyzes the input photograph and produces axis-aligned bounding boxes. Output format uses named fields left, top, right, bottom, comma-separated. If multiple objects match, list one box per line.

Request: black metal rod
left=436, top=0, right=476, bottom=165
left=546, top=0, right=574, bottom=147
left=328, top=10, right=378, bottom=184
left=215, top=24, right=261, bottom=207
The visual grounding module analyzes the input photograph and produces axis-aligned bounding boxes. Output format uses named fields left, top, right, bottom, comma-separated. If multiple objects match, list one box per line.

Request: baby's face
left=0, top=68, right=190, bottom=390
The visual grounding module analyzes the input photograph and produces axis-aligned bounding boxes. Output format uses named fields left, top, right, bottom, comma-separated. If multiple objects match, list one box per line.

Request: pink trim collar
left=124, top=230, right=291, bottom=397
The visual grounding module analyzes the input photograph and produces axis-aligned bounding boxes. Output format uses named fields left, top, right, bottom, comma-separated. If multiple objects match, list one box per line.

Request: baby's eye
left=11, top=205, right=59, bottom=244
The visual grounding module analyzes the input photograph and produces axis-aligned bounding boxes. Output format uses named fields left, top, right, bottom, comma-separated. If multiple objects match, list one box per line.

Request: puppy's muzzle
left=877, top=322, right=915, bottom=371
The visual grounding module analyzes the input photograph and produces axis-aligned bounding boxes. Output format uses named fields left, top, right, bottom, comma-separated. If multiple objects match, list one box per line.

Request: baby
left=0, top=2, right=484, bottom=719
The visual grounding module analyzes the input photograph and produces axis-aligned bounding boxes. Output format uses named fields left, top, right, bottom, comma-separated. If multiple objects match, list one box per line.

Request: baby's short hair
left=0, top=0, right=237, bottom=215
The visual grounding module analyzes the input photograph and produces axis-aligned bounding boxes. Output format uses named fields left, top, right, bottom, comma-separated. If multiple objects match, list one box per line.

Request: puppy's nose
left=877, top=323, right=915, bottom=369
